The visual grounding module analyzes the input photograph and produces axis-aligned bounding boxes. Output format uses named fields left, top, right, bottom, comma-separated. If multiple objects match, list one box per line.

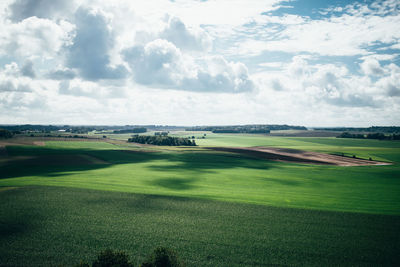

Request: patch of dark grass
left=141, top=247, right=184, bottom=267
left=91, top=249, right=133, bottom=267
left=0, top=186, right=399, bottom=266
left=150, top=177, right=199, bottom=190
left=0, top=145, right=273, bottom=180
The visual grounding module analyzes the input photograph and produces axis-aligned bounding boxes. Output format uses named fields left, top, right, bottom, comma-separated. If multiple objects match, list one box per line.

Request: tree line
left=128, top=135, right=196, bottom=146
left=318, top=126, right=400, bottom=133
left=185, top=124, right=306, bottom=134
left=338, top=132, right=400, bottom=140
left=0, top=129, right=13, bottom=139
left=114, top=127, right=147, bottom=134
left=0, top=124, right=183, bottom=134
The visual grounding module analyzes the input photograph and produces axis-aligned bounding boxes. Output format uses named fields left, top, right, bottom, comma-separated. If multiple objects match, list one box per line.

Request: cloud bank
left=0, top=0, right=399, bottom=126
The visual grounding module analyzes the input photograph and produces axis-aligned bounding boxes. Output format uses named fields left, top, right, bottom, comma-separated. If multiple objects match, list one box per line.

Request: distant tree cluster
left=68, top=127, right=95, bottom=134
left=338, top=132, right=400, bottom=140
left=212, top=128, right=270, bottom=134
left=27, top=134, right=92, bottom=139
left=0, top=124, right=99, bottom=134
left=317, top=126, right=400, bottom=134
left=0, top=124, right=60, bottom=133
left=128, top=135, right=196, bottom=146
left=185, top=124, right=306, bottom=134
left=113, top=127, right=147, bottom=134
left=154, top=131, right=168, bottom=136
left=0, top=129, right=13, bottom=139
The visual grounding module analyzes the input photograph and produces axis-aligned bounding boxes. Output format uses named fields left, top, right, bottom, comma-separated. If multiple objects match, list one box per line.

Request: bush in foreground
left=75, top=249, right=133, bottom=267
left=92, top=249, right=133, bottom=267
left=140, top=247, right=184, bottom=267
left=76, top=247, right=183, bottom=267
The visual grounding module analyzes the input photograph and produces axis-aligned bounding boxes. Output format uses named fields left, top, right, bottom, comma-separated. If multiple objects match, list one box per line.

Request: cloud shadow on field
left=0, top=142, right=339, bottom=191
left=0, top=146, right=161, bottom=180
left=0, top=145, right=273, bottom=181
left=149, top=177, right=199, bottom=190
left=146, top=152, right=272, bottom=173
left=83, top=190, right=203, bottom=215
left=0, top=189, right=38, bottom=239
left=0, top=219, right=31, bottom=238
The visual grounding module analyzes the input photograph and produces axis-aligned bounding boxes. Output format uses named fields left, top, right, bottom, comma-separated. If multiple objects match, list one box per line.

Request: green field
left=1, top=134, right=400, bottom=266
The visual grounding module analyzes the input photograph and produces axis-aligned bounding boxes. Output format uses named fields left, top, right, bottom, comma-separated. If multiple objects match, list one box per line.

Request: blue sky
left=0, top=0, right=399, bottom=126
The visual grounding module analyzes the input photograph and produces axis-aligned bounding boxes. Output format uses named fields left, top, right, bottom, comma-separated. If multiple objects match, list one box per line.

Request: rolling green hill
left=1, top=136, right=399, bottom=266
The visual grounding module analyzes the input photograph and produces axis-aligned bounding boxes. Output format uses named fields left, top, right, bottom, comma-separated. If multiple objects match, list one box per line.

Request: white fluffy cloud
left=123, top=39, right=254, bottom=92
left=376, top=63, right=400, bottom=97
left=0, top=69, right=50, bottom=122
left=275, top=14, right=400, bottom=56
left=0, top=91, right=46, bottom=113
left=230, top=1, right=400, bottom=57
left=46, top=68, right=76, bottom=80
left=0, top=62, right=36, bottom=92
left=7, top=0, right=76, bottom=22
left=160, top=16, right=212, bottom=51
left=66, top=7, right=127, bottom=80
left=255, top=56, right=389, bottom=110
left=123, top=39, right=189, bottom=86
left=58, top=79, right=126, bottom=99
left=360, top=58, right=385, bottom=76
left=0, top=16, right=75, bottom=59
left=20, top=60, right=35, bottom=78
left=106, top=0, right=282, bottom=26
left=0, top=77, right=32, bottom=93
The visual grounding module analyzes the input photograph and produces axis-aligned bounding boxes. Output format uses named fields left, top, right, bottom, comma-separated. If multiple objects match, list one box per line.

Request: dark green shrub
left=0, top=129, right=13, bottom=139
left=75, top=261, right=90, bottom=267
left=140, top=247, right=183, bottom=267
left=128, top=135, right=196, bottom=146
left=92, top=249, right=133, bottom=267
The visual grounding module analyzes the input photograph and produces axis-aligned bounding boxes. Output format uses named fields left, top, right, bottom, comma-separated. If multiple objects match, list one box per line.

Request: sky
left=0, top=0, right=399, bottom=127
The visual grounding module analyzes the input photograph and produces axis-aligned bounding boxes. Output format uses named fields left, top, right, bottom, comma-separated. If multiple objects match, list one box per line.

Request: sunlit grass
left=1, top=138, right=399, bottom=215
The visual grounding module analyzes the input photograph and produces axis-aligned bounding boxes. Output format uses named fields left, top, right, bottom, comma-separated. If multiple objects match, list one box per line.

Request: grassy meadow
left=1, top=186, right=399, bottom=266
left=1, top=133, right=400, bottom=266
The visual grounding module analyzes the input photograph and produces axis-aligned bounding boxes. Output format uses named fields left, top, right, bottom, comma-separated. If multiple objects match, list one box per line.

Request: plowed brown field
left=206, top=146, right=391, bottom=166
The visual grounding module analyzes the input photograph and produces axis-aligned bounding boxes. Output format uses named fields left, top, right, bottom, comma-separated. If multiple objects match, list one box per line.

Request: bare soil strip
left=33, top=141, right=45, bottom=146
left=79, top=154, right=109, bottom=164
left=206, top=146, right=391, bottom=166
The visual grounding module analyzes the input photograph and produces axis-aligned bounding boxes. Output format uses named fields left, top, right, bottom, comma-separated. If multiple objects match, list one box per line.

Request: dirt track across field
left=206, top=146, right=392, bottom=166
left=79, top=154, right=110, bottom=164
left=33, top=141, right=45, bottom=146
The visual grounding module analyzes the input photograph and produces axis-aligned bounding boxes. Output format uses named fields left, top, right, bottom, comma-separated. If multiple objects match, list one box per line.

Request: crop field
left=1, top=134, right=400, bottom=266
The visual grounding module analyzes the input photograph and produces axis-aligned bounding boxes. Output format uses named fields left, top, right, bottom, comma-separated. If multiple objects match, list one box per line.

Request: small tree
left=92, top=249, right=133, bottom=267
left=140, top=247, right=183, bottom=267
left=0, top=129, right=13, bottom=139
